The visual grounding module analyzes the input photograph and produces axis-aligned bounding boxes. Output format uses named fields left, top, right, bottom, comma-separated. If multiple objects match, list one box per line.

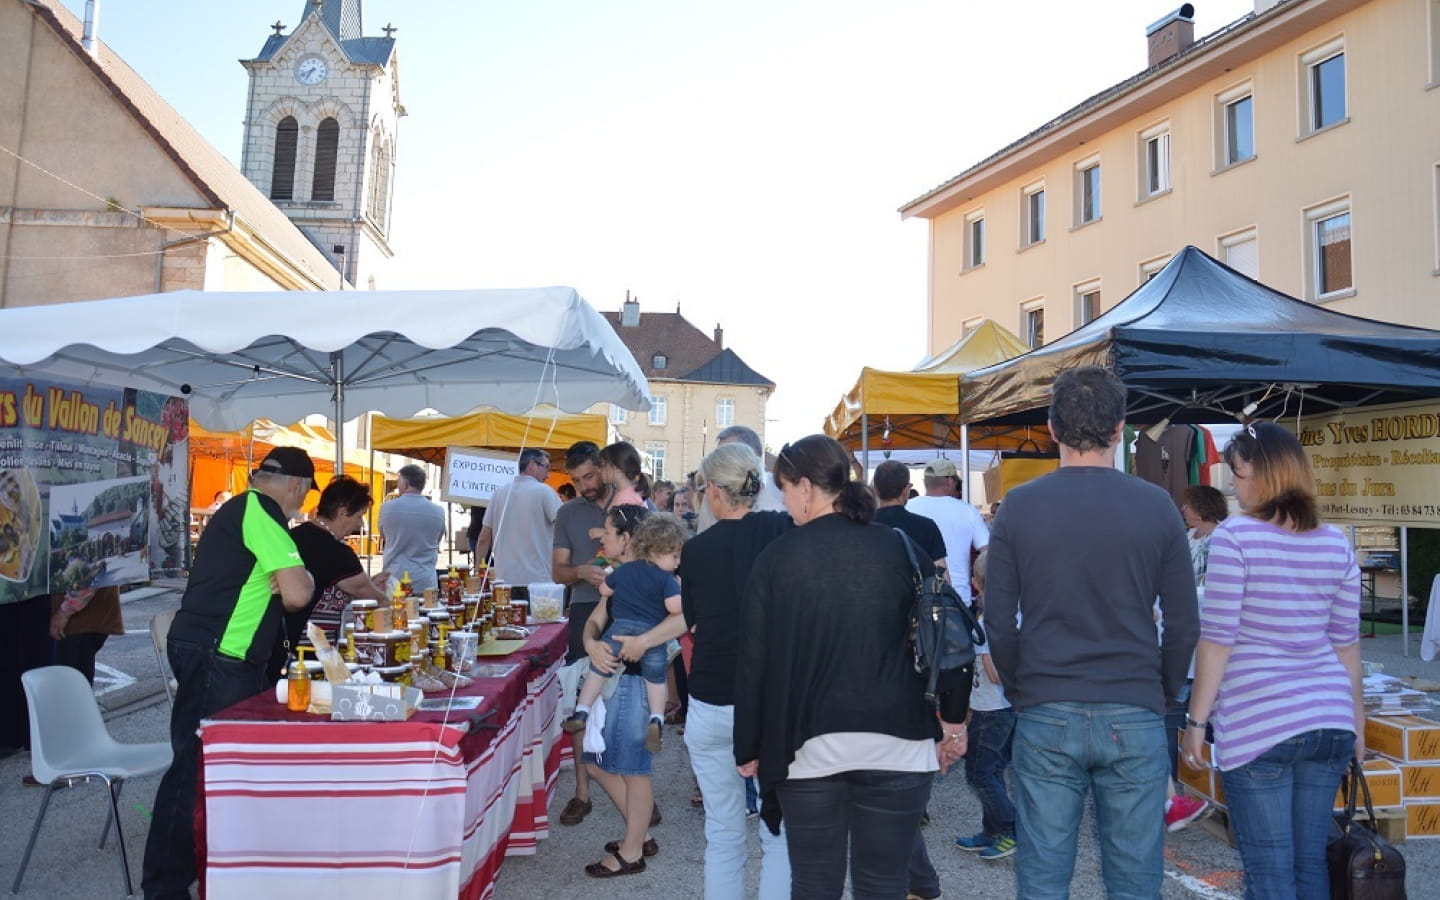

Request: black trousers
left=142, top=640, right=266, bottom=900
left=55, top=632, right=109, bottom=685
left=777, top=768, right=933, bottom=900
left=0, top=594, right=52, bottom=751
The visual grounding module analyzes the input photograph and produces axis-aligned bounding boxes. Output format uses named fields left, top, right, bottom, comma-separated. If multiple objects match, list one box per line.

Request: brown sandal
left=584, top=851, right=647, bottom=878
left=604, top=837, right=659, bottom=857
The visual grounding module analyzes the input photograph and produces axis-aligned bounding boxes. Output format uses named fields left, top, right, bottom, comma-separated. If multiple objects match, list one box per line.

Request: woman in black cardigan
left=734, top=434, right=968, bottom=899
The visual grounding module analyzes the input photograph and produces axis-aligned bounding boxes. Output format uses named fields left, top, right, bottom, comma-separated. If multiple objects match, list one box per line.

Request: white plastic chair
left=150, top=608, right=177, bottom=705
left=12, top=666, right=173, bottom=898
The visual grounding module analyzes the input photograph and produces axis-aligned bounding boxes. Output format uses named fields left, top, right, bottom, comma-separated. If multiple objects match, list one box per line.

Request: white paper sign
left=442, top=445, right=518, bottom=505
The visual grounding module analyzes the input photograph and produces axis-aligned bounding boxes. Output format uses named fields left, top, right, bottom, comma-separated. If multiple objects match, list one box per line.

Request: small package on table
left=331, top=683, right=421, bottom=721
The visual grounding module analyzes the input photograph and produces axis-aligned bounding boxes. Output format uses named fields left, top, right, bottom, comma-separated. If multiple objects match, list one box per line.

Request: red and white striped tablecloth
left=199, top=625, right=566, bottom=900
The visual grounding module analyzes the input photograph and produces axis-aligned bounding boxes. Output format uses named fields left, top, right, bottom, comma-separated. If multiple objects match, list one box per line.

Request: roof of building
left=252, top=1, right=395, bottom=67
left=601, top=310, right=774, bottom=387
left=27, top=0, right=343, bottom=289
left=900, top=3, right=1273, bottom=215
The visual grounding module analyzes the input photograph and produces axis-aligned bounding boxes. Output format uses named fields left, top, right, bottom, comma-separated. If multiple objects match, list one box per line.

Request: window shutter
left=312, top=118, right=340, bottom=202
left=270, top=117, right=298, bottom=201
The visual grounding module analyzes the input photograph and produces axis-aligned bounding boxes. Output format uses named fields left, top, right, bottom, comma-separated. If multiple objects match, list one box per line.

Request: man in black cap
left=142, top=447, right=316, bottom=900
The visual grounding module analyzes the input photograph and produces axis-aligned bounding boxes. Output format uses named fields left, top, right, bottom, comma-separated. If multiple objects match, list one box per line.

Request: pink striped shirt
left=1202, top=517, right=1359, bottom=771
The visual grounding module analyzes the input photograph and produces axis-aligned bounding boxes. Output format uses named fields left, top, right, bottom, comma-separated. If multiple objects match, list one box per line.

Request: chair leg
left=106, top=777, right=135, bottom=897
left=100, top=777, right=125, bottom=849
left=11, top=783, right=56, bottom=894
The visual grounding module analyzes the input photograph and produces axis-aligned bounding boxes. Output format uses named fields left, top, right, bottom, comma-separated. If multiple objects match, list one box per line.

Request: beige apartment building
left=902, top=0, right=1440, bottom=357
left=597, top=296, right=774, bottom=483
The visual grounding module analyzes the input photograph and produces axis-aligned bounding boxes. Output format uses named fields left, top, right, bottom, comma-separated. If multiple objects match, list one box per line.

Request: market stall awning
left=959, top=247, right=1440, bottom=427
left=825, top=319, right=1045, bottom=451
left=370, top=407, right=609, bottom=466
left=0, top=287, right=651, bottom=436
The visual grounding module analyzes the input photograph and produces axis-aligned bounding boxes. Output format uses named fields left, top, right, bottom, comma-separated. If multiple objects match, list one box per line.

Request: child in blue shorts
left=563, top=509, right=685, bottom=752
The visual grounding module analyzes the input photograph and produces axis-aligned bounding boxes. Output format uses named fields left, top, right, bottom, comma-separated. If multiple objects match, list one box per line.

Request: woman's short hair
left=631, top=513, right=689, bottom=559
left=1181, top=484, right=1228, bottom=524
left=699, top=443, right=762, bottom=510
left=773, top=434, right=876, bottom=525
left=316, top=476, right=373, bottom=519
left=872, top=460, right=912, bottom=502
left=1048, top=366, right=1126, bottom=453
left=1223, top=422, right=1318, bottom=531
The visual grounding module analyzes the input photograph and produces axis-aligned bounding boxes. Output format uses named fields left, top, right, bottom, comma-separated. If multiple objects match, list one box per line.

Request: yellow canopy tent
left=824, top=320, right=1054, bottom=456
left=369, top=407, right=609, bottom=467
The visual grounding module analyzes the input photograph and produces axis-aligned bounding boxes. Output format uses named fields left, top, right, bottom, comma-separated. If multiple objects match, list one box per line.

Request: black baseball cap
left=257, top=446, right=318, bottom=491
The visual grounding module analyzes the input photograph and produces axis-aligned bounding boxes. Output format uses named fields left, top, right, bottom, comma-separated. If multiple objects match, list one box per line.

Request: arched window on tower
left=312, top=117, right=340, bottom=202
left=270, top=116, right=298, bottom=201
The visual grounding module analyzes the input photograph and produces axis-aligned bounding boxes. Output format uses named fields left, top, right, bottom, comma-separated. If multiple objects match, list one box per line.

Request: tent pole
left=1401, top=525, right=1410, bottom=657
left=861, top=413, right=869, bottom=477
left=962, top=424, right=970, bottom=503
left=331, top=351, right=345, bottom=473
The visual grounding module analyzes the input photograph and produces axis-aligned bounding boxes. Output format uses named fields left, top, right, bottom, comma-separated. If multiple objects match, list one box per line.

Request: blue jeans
left=142, top=639, right=268, bottom=900
left=1219, top=728, right=1354, bottom=900
left=1012, top=702, right=1168, bottom=900
left=965, top=707, right=1016, bottom=838
left=683, top=699, right=789, bottom=899
left=777, top=769, right=932, bottom=900
left=591, top=617, right=667, bottom=685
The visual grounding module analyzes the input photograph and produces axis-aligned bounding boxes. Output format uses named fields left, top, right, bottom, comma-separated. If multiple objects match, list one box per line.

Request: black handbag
left=1328, top=758, right=1406, bottom=899
left=894, top=529, right=985, bottom=710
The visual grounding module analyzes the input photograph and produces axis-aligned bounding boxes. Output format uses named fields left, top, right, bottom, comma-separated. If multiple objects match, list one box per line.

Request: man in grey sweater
left=985, top=366, right=1198, bottom=900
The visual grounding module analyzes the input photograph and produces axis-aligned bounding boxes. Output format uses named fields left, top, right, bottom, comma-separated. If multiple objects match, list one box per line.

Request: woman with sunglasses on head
left=733, top=435, right=968, bottom=899
left=1182, top=422, right=1362, bottom=899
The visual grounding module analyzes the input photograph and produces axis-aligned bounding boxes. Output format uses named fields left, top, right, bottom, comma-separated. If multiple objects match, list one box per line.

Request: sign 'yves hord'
left=1292, top=401, right=1440, bottom=527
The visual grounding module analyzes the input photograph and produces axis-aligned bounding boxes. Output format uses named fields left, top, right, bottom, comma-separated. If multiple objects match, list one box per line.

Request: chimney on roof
left=1146, top=4, right=1195, bottom=68
left=81, top=0, right=101, bottom=57
left=620, top=290, right=640, bottom=327
left=713, top=324, right=723, bottom=348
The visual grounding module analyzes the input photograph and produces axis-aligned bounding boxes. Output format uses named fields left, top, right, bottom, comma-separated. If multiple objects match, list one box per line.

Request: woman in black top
left=734, top=434, right=967, bottom=899
left=678, top=443, right=792, bottom=898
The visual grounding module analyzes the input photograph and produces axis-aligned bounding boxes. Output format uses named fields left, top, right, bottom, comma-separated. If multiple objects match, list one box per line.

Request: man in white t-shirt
left=905, top=458, right=988, bottom=600
left=475, top=448, right=562, bottom=589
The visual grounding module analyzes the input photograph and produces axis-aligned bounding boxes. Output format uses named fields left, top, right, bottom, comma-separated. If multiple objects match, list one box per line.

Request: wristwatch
left=1185, top=714, right=1208, bottom=729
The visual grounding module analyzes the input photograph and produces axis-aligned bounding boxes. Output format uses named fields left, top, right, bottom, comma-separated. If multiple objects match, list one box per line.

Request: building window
left=964, top=211, right=985, bottom=269
left=652, top=353, right=668, bottom=370
left=270, top=116, right=298, bottom=201
left=645, top=443, right=667, bottom=480
left=1074, top=281, right=1101, bottom=327
left=1075, top=157, right=1101, bottom=226
left=961, top=316, right=984, bottom=338
left=648, top=395, right=667, bottom=426
left=1431, top=0, right=1440, bottom=86
left=1022, top=182, right=1045, bottom=246
left=1302, top=39, right=1347, bottom=134
left=1216, top=82, right=1255, bottom=168
left=609, top=404, right=628, bottom=425
left=1219, top=227, right=1259, bottom=279
left=367, top=137, right=393, bottom=229
left=311, top=117, right=339, bottom=202
left=1021, top=300, right=1045, bottom=348
left=1139, top=254, right=1173, bottom=283
left=715, top=398, right=735, bottom=428
left=1140, top=122, right=1171, bottom=198
left=1306, top=199, right=1352, bottom=299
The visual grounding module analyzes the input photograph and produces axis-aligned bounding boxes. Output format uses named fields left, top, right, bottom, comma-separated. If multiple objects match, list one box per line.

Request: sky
left=57, top=0, right=1254, bottom=447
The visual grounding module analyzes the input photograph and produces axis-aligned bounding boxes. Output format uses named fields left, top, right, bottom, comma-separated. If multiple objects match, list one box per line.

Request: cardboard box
left=1335, top=758, right=1403, bottom=809
left=1365, top=715, right=1440, bottom=762
left=331, top=683, right=421, bottom=721
left=1401, top=762, right=1440, bottom=800
left=1175, top=730, right=1221, bottom=806
left=1405, top=801, right=1440, bottom=839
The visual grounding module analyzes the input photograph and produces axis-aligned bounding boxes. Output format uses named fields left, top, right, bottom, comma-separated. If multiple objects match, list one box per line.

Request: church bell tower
left=239, top=0, right=405, bottom=289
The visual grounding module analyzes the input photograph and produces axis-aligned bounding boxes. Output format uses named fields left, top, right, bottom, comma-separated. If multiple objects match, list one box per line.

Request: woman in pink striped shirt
left=1182, top=422, right=1362, bottom=900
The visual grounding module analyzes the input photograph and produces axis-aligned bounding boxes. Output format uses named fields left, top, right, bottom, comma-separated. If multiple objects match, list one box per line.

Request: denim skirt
left=581, top=672, right=653, bottom=776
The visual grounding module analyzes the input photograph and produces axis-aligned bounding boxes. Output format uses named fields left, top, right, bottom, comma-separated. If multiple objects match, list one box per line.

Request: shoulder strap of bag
left=892, top=527, right=941, bottom=706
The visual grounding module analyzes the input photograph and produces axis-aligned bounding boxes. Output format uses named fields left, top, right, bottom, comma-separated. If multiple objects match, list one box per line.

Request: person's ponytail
left=836, top=480, right=877, bottom=525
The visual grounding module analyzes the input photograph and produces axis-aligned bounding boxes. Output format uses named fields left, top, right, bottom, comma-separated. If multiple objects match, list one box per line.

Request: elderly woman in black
left=734, top=434, right=968, bottom=899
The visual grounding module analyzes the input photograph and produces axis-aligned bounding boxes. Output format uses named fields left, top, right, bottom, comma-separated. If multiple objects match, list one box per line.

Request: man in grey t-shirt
left=550, top=440, right=612, bottom=826
left=475, top=448, right=561, bottom=588
left=379, top=465, right=446, bottom=593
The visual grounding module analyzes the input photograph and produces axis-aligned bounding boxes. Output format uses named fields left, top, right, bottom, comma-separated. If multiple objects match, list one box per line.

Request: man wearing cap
left=474, top=448, right=561, bottom=591
left=380, top=463, right=446, bottom=593
left=143, top=447, right=316, bottom=900
left=906, top=457, right=988, bottom=601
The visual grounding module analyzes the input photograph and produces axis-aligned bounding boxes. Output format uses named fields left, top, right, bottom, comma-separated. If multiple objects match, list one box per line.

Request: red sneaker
left=1165, top=794, right=1210, bottom=832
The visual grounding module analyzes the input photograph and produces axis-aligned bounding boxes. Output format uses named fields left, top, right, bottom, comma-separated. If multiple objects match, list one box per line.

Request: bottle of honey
left=287, top=655, right=311, bottom=712
left=391, top=580, right=408, bottom=630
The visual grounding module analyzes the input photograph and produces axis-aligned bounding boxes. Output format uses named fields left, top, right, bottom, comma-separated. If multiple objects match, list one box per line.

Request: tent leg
left=1401, top=526, right=1410, bottom=657
left=860, top=413, right=869, bottom=478
left=961, top=425, right=970, bottom=503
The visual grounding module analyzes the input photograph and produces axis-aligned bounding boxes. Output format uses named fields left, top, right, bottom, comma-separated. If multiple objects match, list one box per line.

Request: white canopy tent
left=0, top=287, right=651, bottom=466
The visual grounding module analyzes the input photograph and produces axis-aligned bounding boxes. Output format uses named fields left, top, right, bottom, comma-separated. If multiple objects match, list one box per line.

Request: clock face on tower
left=295, top=55, right=328, bottom=85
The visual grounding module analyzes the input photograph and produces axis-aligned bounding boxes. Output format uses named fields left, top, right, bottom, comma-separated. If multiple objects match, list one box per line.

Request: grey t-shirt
left=379, top=493, right=446, bottom=592
left=553, top=496, right=606, bottom=609
left=483, top=475, right=561, bottom=586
